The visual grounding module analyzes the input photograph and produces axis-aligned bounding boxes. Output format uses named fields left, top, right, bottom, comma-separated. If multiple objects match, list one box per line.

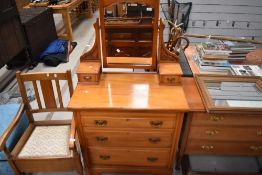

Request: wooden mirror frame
left=195, top=74, right=262, bottom=114
left=99, top=0, right=159, bottom=70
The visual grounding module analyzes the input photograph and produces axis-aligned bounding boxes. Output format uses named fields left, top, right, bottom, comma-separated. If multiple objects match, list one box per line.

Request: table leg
left=62, top=10, right=73, bottom=41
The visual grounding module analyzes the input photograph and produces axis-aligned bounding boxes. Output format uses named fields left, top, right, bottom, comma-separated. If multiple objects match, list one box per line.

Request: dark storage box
left=20, top=7, right=57, bottom=63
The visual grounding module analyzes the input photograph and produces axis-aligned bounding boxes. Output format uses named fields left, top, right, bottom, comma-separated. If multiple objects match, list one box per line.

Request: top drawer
left=191, top=112, right=262, bottom=126
left=80, top=115, right=176, bottom=129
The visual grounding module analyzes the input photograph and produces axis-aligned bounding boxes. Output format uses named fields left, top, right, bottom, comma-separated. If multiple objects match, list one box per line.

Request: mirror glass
left=103, top=2, right=156, bottom=69
left=205, top=81, right=262, bottom=108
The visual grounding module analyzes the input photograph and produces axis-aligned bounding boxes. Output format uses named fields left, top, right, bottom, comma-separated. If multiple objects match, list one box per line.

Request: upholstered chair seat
left=18, top=125, right=72, bottom=158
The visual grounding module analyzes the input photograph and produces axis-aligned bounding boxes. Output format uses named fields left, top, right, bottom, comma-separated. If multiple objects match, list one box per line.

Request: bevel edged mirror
left=195, top=75, right=262, bottom=114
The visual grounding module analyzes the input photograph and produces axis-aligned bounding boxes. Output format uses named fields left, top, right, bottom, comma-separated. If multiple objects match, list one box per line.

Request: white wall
left=159, top=0, right=262, bottom=44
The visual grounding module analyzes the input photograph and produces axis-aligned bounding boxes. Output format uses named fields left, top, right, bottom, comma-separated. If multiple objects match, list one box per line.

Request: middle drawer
left=189, top=126, right=262, bottom=142
left=84, top=129, right=173, bottom=148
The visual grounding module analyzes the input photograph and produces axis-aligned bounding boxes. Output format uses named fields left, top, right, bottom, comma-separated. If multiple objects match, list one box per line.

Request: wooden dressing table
left=68, top=1, right=190, bottom=174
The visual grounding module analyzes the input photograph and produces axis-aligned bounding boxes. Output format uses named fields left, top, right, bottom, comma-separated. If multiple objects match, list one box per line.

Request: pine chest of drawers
left=69, top=74, right=189, bottom=175
left=184, top=112, right=262, bottom=156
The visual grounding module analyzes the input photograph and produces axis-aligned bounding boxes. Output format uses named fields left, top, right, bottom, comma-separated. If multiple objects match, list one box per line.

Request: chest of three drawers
left=184, top=112, right=262, bottom=155
left=77, top=111, right=183, bottom=175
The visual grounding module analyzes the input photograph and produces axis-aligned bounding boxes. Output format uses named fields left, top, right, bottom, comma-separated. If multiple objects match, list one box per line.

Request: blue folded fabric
left=0, top=104, right=29, bottom=160
left=40, top=39, right=67, bottom=60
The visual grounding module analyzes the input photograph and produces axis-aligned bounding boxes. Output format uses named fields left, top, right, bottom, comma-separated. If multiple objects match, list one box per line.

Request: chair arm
left=69, top=116, right=76, bottom=150
left=0, top=103, right=25, bottom=151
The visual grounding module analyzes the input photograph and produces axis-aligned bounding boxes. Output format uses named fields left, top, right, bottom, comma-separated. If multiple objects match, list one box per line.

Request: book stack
left=194, top=42, right=232, bottom=74
left=224, top=41, right=256, bottom=61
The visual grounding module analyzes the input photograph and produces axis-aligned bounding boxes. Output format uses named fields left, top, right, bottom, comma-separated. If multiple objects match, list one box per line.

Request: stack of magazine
left=194, top=41, right=256, bottom=74
left=194, top=42, right=232, bottom=74
left=224, top=41, right=256, bottom=61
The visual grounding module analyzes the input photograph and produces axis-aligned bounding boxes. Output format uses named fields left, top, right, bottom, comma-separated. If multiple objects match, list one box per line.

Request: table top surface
left=48, top=0, right=83, bottom=10
left=68, top=73, right=189, bottom=112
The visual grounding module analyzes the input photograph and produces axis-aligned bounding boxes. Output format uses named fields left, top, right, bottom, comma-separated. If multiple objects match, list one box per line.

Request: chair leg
left=4, top=146, right=22, bottom=175
left=7, top=159, right=22, bottom=175
left=75, top=151, right=83, bottom=175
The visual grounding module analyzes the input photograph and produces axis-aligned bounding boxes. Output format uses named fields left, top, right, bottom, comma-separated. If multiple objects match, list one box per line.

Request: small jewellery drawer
left=81, top=116, right=176, bottom=129
left=189, top=126, right=262, bottom=142
left=89, top=148, right=170, bottom=167
left=159, top=75, right=181, bottom=85
left=84, top=129, right=172, bottom=148
left=77, top=74, right=98, bottom=83
left=191, top=112, right=262, bottom=126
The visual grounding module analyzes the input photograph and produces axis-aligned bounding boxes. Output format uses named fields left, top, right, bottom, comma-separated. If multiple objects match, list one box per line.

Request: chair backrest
left=16, top=70, right=74, bottom=122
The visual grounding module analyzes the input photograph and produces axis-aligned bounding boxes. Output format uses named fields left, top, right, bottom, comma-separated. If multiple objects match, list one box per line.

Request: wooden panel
left=181, top=78, right=205, bottom=111
left=81, top=116, right=176, bottom=129
left=40, top=80, right=57, bottom=108
left=159, top=63, right=183, bottom=75
left=107, top=57, right=152, bottom=65
left=189, top=126, right=262, bottom=142
left=185, top=140, right=262, bottom=156
left=191, top=112, right=262, bottom=126
left=77, top=62, right=101, bottom=82
left=84, top=129, right=173, bottom=147
left=107, top=40, right=153, bottom=47
left=89, top=147, right=170, bottom=167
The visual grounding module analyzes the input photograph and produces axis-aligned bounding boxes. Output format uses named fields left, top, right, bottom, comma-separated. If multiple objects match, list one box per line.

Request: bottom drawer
left=89, top=148, right=170, bottom=167
left=186, top=140, right=262, bottom=156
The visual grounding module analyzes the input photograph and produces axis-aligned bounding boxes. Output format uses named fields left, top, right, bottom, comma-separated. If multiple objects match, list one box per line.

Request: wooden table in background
left=49, top=0, right=83, bottom=41
left=28, top=0, right=84, bottom=41
left=184, top=45, right=262, bottom=75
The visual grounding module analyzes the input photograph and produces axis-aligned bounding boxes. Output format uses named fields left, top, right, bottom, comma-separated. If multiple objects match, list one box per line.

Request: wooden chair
left=0, top=70, right=83, bottom=175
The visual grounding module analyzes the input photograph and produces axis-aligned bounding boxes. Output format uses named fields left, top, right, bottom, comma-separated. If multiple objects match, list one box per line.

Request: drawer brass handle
left=205, top=130, right=219, bottom=136
left=250, top=146, right=262, bottom=152
left=148, top=137, right=161, bottom=144
left=147, top=157, right=158, bottom=162
left=84, top=76, right=92, bottom=80
left=99, top=155, right=111, bottom=160
left=150, top=121, right=163, bottom=128
left=167, top=77, right=176, bottom=82
left=257, top=131, right=262, bottom=136
left=210, top=115, right=224, bottom=122
left=96, top=136, right=108, bottom=142
left=95, top=120, right=107, bottom=127
left=201, top=145, right=214, bottom=151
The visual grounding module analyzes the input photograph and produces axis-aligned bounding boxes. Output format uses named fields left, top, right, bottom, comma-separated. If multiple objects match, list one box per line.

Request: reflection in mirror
left=100, top=0, right=159, bottom=70
left=205, top=81, right=262, bottom=108
left=104, top=2, right=154, bottom=25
